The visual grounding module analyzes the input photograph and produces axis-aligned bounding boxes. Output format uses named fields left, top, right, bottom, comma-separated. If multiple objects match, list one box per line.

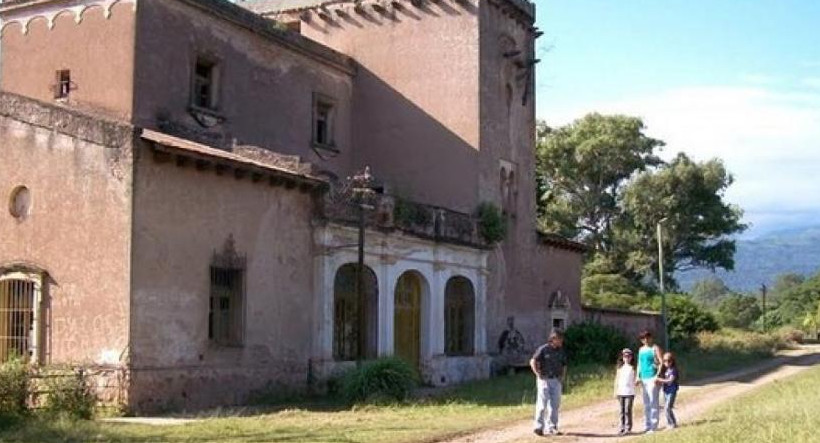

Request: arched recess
left=394, top=271, right=427, bottom=367
left=444, top=276, right=475, bottom=356
left=333, top=263, right=378, bottom=361
left=0, top=265, right=48, bottom=364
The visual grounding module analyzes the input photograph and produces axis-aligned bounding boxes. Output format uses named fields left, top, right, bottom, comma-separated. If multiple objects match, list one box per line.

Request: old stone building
left=0, top=0, right=584, bottom=411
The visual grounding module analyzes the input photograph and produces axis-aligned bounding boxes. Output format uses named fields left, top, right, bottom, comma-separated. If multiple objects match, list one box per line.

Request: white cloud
left=739, top=73, right=781, bottom=86
left=544, top=85, right=820, bottom=236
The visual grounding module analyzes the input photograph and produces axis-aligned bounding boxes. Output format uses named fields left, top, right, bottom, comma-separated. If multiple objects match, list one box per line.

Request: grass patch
left=0, top=364, right=610, bottom=443
left=0, top=333, right=781, bottom=443
left=644, top=364, right=820, bottom=443
left=677, top=329, right=787, bottom=380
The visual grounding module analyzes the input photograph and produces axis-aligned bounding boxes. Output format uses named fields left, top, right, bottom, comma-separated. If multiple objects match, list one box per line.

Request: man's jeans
left=534, top=377, right=562, bottom=432
left=640, top=378, right=660, bottom=431
left=664, top=391, right=678, bottom=427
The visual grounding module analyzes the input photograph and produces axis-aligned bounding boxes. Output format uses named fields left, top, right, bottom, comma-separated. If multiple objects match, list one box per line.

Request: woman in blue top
left=635, top=330, right=663, bottom=433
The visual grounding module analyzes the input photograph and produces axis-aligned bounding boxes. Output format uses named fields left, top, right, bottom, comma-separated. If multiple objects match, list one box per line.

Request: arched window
left=333, top=264, right=378, bottom=361
left=0, top=271, right=44, bottom=363
left=444, top=276, right=475, bottom=356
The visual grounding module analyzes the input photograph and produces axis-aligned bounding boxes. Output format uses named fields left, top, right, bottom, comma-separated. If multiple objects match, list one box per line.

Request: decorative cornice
left=244, top=0, right=533, bottom=28
left=0, top=0, right=136, bottom=35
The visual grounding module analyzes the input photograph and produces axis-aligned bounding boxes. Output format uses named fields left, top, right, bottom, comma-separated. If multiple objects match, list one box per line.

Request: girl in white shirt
left=614, top=348, right=636, bottom=434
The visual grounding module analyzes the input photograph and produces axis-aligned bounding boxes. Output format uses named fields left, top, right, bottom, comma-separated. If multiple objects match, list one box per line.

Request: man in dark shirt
left=529, top=329, right=567, bottom=436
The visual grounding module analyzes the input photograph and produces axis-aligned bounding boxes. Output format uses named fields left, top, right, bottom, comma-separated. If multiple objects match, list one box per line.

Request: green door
left=394, top=273, right=421, bottom=367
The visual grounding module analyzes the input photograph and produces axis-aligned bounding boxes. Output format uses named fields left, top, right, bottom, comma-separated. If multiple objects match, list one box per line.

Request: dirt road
left=436, top=345, right=820, bottom=443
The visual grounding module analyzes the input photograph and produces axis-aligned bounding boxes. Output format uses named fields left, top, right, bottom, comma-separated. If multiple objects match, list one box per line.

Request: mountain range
left=677, top=226, right=820, bottom=293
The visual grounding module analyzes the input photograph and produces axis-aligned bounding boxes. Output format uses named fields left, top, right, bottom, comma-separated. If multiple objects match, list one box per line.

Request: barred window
left=444, top=276, right=475, bottom=356
left=208, top=236, right=245, bottom=346
left=0, top=273, right=42, bottom=363
left=333, top=264, right=378, bottom=361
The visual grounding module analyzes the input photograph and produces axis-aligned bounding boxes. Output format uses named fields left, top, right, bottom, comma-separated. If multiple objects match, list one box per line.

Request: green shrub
left=0, top=357, right=30, bottom=420
left=339, top=358, right=418, bottom=404
left=695, top=328, right=785, bottom=357
left=774, top=326, right=804, bottom=345
left=650, top=294, right=718, bottom=345
left=476, top=202, right=506, bottom=244
left=42, top=370, right=96, bottom=420
left=393, top=198, right=432, bottom=227
left=564, top=322, right=630, bottom=365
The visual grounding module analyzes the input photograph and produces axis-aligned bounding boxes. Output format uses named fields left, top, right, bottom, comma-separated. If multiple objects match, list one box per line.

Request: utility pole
left=761, top=283, right=767, bottom=333
left=657, top=218, right=669, bottom=351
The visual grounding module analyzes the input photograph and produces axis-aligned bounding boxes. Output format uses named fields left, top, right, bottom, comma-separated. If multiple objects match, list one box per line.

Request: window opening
left=312, top=94, right=336, bottom=149
left=444, top=276, right=475, bottom=356
left=333, top=264, right=378, bottom=361
left=0, top=275, right=40, bottom=363
left=54, top=70, right=71, bottom=99
left=208, top=236, right=245, bottom=346
left=193, top=57, right=219, bottom=110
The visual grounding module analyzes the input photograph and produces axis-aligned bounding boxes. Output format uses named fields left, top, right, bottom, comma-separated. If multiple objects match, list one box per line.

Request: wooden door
left=394, top=273, right=421, bottom=367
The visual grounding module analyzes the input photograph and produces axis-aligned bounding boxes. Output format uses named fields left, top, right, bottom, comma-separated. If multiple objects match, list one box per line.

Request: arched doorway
left=394, top=271, right=423, bottom=367
left=333, top=264, right=378, bottom=361
left=444, top=276, right=475, bottom=356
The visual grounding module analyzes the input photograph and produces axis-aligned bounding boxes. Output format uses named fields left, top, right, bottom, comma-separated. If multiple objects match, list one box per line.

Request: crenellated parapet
left=242, top=0, right=534, bottom=29
left=0, top=0, right=135, bottom=35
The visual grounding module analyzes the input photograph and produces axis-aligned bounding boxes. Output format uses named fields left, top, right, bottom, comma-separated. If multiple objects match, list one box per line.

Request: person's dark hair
left=548, top=328, right=564, bottom=341
left=638, top=330, right=653, bottom=340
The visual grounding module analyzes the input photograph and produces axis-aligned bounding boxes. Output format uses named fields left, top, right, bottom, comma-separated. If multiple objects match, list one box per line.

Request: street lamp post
left=657, top=217, right=669, bottom=351
left=349, top=167, right=375, bottom=361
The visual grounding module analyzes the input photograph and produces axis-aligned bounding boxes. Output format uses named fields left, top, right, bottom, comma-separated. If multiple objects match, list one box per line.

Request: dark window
left=333, top=264, right=378, bottom=361
left=444, top=276, right=475, bottom=356
left=209, top=266, right=243, bottom=346
left=54, top=70, right=71, bottom=99
left=192, top=57, right=219, bottom=110
left=312, top=94, right=335, bottom=148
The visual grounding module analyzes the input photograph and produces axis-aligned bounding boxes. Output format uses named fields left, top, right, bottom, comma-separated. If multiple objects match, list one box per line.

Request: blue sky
left=534, top=0, right=820, bottom=239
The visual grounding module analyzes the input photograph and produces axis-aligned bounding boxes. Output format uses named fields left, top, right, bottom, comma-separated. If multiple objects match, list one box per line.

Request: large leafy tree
left=621, top=153, right=747, bottom=285
left=536, top=113, right=663, bottom=253
left=537, top=113, right=746, bottom=289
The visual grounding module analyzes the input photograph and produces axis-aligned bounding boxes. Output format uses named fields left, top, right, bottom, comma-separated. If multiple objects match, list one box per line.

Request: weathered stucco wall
left=132, top=0, right=355, bottom=179
left=582, top=307, right=664, bottom=348
left=129, top=139, right=318, bottom=411
left=0, top=2, right=136, bottom=120
left=289, top=0, right=481, bottom=213
left=476, top=1, right=581, bottom=355
left=0, top=93, right=133, bottom=366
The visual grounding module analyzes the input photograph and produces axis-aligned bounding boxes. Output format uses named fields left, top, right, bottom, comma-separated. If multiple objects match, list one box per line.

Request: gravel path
left=436, top=345, right=820, bottom=443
